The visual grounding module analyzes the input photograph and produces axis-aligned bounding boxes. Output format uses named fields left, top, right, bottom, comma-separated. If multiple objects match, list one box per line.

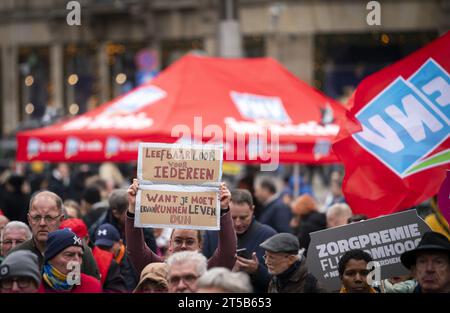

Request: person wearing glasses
left=0, top=221, right=32, bottom=261
left=9, top=191, right=100, bottom=280
left=0, top=250, right=41, bottom=293
left=166, top=251, right=207, bottom=293
left=125, top=179, right=237, bottom=277
left=260, top=233, right=325, bottom=293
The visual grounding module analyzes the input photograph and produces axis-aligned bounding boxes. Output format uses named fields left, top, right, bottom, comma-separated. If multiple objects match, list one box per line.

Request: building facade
left=0, top=0, right=448, bottom=140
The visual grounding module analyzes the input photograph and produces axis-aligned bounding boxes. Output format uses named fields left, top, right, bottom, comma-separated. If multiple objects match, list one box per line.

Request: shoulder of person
left=81, top=273, right=102, bottom=288
left=254, top=221, right=277, bottom=237
left=9, top=238, right=34, bottom=253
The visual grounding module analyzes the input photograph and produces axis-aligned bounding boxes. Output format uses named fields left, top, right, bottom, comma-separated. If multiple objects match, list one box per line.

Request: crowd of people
left=0, top=162, right=449, bottom=293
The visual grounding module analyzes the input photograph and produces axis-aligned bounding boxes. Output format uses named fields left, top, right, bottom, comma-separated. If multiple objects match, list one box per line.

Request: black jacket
left=203, top=218, right=277, bottom=292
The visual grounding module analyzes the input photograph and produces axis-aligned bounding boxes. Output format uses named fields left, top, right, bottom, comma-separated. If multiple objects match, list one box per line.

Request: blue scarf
left=42, top=262, right=73, bottom=291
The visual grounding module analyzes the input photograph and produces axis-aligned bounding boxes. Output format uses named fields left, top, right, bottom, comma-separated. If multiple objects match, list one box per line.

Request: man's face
left=341, top=259, right=371, bottom=293
left=65, top=207, right=78, bottom=219
left=168, top=262, right=199, bottom=293
left=169, top=229, right=200, bottom=254
left=112, top=209, right=126, bottom=226
left=1, top=228, right=29, bottom=256
left=27, top=194, right=63, bottom=244
left=254, top=185, right=270, bottom=204
left=111, top=241, right=121, bottom=257
left=413, top=252, right=450, bottom=293
left=326, top=213, right=347, bottom=228
left=140, top=280, right=167, bottom=293
left=49, top=246, right=83, bottom=275
left=230, top=202, right=254, bottom=235
left=0, top=277, right=38, bottom=293
left=264, top=251, right=297, bottom=275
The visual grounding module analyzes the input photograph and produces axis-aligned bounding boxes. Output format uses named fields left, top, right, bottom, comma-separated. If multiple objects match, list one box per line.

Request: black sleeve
left=103, top=260, right=128, bottom=293
left=143, top=228, right=158, bottom=252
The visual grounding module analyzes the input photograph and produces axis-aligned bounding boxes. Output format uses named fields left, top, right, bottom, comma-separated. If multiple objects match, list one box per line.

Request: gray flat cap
left=0, top=250, right=41, bottom=287
left=259, top=233, right=299, bottom=254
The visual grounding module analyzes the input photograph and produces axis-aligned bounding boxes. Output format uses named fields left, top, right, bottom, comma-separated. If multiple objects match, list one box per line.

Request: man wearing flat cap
left=400, top=231, right=450, bottom=293
left=259, top=233, right=325, bottom=293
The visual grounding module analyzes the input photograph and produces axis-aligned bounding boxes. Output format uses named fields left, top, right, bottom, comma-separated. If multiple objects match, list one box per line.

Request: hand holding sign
left=135, top=143, right=223, bottom=230
left=220, top=182, right=231, bottom=211
left=127, top=178, right=139, bottom=214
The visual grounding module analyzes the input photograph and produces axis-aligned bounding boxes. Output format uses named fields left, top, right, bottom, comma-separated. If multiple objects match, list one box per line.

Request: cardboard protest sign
left=135, top=142, right=223, bottom=230
left=135, top=184, right=220, bottom=230
left=306, top=210, right=431, bottom=291
left=137, top=143, right=223, bottom=185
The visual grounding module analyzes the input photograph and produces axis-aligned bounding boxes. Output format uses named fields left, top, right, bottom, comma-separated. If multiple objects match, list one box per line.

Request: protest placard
left=135, top=184, right=220, bottom=230
left=137, top=143, right=223, bottom=185
left=135, top=142, right=223, bottom=230
left=306, top=210, right=431, bottom=291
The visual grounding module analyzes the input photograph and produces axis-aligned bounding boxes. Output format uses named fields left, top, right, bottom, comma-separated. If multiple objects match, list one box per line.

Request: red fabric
left=125, top=211, right=237, bottom=276
left=59, top=218, right=88, bottom=239
left=16, top=55, right=346, bottom=164
left=92, top=246, right=114, bottom=286
left=332, top=32, right=450, bottom=218
left=40, top=273, right=102, bottom=293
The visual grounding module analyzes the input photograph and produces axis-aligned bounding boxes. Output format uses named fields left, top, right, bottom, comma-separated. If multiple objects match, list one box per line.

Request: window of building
left=243, top=35, right=265, bottom=58
left=314, top=31, right=438, bottom=104
left=161, top=39, right=204, bottom=69
left=18, top=46, right=50, bottom=122
left=64, top=43, right=98, bottom=116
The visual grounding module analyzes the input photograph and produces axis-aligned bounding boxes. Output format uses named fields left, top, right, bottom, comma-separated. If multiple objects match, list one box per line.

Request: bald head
left=27, top=191, right=64, bottom=246
left=29, top=191, right=63, bottom=215
left=326, top=203, right=352, bottom=228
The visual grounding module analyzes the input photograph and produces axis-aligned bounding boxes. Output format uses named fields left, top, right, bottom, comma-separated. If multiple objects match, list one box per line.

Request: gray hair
left=1, top=221, right=32, bottom=242
left=166, top=251, right=207, bottom=277
left=197, top=267, right=253, bottom=293
left=326, top=203, right=352, bottom=219
left=108, top=189, right=129, bottom=213
left=29, top=190, right=64, bottom=214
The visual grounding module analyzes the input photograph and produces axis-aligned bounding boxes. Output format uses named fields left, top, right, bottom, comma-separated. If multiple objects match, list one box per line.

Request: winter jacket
left=125, top=210, right=237, bottom=275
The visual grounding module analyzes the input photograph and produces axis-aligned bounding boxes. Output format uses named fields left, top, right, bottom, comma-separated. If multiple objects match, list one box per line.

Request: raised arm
left=125, top=179, right=163, bottom=275
left=207, top=183, right=237, bottom=270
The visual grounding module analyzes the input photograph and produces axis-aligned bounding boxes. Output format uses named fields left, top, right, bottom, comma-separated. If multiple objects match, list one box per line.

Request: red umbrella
left=16, top=55, right=346, bottom=164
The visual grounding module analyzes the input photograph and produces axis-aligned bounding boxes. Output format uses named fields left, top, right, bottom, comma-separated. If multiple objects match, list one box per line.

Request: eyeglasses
left=0, top=277, right=33, bottom=290
left=263, top=253, right=290, bottom=262
left=1, top=239, right=26, bottom=246
left=168, top=274, right=198, bottom=285
left=172, top=238, right=197, bottom=248
left=28, top=214, right=62, bottom=224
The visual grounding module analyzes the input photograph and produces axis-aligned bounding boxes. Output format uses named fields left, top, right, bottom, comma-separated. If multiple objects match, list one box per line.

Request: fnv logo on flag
left=353, top=58, right=449, bottom=178
left=333, top=32, right=450, bottom=218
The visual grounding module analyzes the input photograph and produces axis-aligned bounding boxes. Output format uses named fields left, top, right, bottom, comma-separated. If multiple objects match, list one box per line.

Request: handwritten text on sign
left=135, top=185, right=220, bottom=230
left=138, top=143, right=222, bottom=185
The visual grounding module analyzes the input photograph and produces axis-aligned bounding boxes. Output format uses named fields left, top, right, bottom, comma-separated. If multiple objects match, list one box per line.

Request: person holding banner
left=125, top=179, right=236, bottom=276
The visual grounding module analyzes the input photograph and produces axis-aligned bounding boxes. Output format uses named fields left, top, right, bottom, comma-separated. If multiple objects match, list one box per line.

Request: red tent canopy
left=16, top=55, right=346, bottom=163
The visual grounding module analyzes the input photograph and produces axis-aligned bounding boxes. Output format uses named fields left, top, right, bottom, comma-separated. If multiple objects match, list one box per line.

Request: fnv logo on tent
left=105, top=136, right=139, bottom=158
left=65, top=136, right=102, bottom=158
left=27, top=138, right=63, bottom=159
left=353, top=58, right=450, bottom=178
left=230, top=91, right=292, bottom=123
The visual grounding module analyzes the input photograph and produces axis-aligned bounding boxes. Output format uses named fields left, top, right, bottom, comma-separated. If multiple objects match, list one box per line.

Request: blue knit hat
left=44, top=229, right=84, bottom=263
